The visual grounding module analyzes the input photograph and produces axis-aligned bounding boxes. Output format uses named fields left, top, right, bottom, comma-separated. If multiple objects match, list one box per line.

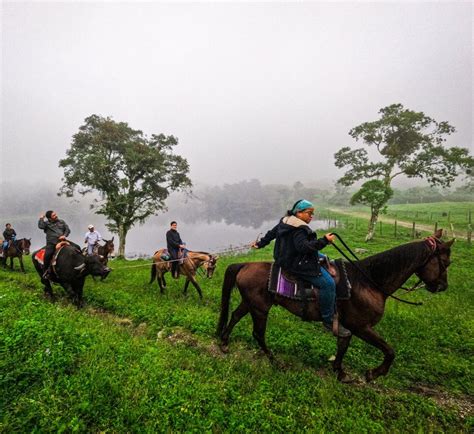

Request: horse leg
left=354, top=326, right=395, bottom=382
left=19, top=255, right=25, bottom=273
left=333, top=335, right=353, bottom=382
left=250, top=309, right=274, bottom=361
left=9, top=257, right=14, bottom=270
left=43, top=279, right=55, bottom=301
left=220, top=301, right=250, bottom=352
left=161, top=273, right=167, bottom=289
left=188, top=276, right=203, bottom=299
left=157, top=272, right=165, bottom=294
left=183, top=279, right=190, bottom=295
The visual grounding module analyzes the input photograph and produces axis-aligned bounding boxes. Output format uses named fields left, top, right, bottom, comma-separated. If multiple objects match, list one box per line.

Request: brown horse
left=1, top=238, right=31, bottom=272
left=217, top=230, right=453, bottom=382
left=150, top=250, right=218, bottom=298
left=97, top=238, right=115, bottom=265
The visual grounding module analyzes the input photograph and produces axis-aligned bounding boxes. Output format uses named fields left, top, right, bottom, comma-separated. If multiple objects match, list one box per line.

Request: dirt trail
left=328, top=208, right=466, bottom=240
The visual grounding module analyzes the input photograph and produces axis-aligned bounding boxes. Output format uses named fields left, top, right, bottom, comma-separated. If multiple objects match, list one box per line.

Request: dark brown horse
left=97, top=238, right=115, bottom=265
left=150, top=250, right=218, bottom=298
left=217, top=230, right=453, bottom=382
left=1, top=238, right=31, bottom=272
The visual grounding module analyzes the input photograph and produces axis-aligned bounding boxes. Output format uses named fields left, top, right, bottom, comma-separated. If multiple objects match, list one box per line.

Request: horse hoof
left=365, top=370, right=375, bottom=382
left=337, top=372, right=353, bottom=383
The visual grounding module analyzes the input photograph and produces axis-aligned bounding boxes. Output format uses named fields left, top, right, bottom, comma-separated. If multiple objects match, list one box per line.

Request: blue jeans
left=303, top=255, right=336, bottom=325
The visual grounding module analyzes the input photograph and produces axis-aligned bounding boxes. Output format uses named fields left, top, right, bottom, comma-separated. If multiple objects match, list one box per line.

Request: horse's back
left=236, top=261, right=272, bottom=288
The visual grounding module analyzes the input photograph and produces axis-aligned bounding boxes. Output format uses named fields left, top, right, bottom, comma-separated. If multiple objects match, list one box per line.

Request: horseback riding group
left=2, top=199, right=454, bottom=381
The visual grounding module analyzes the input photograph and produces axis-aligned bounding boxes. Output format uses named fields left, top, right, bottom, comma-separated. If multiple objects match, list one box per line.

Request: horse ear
left=443, top=238, right=455, bottom=248
left=111, top=237, right=114, bottom=242
left=434, top=228, right=443, bottom=239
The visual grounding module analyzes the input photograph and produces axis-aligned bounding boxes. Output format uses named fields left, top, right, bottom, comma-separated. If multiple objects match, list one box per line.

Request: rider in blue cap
left=252, top=199, right=351, bottom=337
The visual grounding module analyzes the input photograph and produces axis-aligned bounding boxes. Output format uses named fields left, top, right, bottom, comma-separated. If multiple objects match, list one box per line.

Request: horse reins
left=329, top=233, right=427, bottom=306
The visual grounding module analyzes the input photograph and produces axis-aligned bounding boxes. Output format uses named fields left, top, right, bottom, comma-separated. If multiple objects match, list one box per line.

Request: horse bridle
left=406, top=236, right=449, bottom=292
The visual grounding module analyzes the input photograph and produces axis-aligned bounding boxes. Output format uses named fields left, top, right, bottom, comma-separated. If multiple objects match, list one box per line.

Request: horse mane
left=355, top=240, right=429, bottom=283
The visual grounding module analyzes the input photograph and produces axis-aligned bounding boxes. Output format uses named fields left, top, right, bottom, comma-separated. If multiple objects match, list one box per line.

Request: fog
left=1, top=1, right=472, bottom=253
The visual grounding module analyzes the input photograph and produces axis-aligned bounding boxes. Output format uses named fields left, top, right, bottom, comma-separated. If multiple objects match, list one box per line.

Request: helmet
left=88, top=224, right=94, bottom=229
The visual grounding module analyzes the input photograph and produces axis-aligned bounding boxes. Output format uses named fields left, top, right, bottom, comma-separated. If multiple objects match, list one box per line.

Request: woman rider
left=252, top=199, right=351, bottom=337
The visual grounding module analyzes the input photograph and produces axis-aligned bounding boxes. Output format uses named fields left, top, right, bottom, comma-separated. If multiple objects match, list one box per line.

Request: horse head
left=203, top=254, right=219, bottom=278
left=416, top=229, right=454, bottom=293
left=84, top=254, right=111, bottom=280
left=104, top=237, right=115, bottom=258
left=19, top=238, right=31, bottom=255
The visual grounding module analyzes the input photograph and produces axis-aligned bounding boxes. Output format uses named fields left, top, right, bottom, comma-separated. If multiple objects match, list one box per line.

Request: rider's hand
left=324, top=233, right=336, bottom=243
left=59, top=235, right=66, bottom=241
left=39, top=214, right=44, bottom=219
left=251, top=242, right=259, bottom=249
left=179, top=244, right=186, bottom=249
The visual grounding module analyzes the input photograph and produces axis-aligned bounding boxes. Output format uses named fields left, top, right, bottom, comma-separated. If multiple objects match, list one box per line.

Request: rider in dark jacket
left=253, top=199, right=351, bottom=337
left=2, top=223, right=17, bottom=255
left=38, top=210, right=72, bottom=279
left=166, top=221, right=185, bottom=278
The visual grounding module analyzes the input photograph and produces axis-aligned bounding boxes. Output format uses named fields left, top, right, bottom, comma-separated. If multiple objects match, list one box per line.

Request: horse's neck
left=357, top=242, right=429, bottom=294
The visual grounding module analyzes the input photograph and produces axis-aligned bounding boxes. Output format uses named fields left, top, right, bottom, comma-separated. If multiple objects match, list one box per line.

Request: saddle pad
left=268, top=262, right=352, bottom=301
left=268, top=264, right=318, bottom=301
left=35, top=249, right=46, bottom=265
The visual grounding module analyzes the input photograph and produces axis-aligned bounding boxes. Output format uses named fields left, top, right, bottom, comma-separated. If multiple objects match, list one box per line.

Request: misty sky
left=1, top=1, right=472, bottom=190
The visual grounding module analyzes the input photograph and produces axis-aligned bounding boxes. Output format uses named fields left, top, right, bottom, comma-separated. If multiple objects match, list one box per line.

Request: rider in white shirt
left=84, top=224, right=101, bottom=255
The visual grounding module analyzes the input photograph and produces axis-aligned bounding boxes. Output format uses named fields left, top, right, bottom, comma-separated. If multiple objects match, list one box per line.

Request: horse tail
left=150, top=262, right=157, bottom=283
left=216, top=263, right=247, bottom=337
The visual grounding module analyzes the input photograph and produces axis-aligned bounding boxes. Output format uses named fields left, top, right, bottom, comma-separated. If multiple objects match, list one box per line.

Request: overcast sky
left=1, top=1, right=472, bottom=190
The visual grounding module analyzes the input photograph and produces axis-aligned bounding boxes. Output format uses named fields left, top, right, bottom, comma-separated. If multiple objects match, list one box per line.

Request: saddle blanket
left=268, top=260, right=351, bottom=301
left=34, top=249, right=46, bottom=265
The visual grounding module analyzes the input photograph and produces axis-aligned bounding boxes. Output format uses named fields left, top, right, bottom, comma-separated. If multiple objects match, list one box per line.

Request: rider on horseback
left=166, top=221, right=186, bottom=279
left=252, top=199, right=351, bottom=337
left=2, top=223, right=17, bottom=255
left=38, top=210, right=73, bottom=279
left=84, top=224, right=102, bottom=256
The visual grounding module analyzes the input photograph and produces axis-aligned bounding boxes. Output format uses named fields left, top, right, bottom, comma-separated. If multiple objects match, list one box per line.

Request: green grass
left=340, top=202, right=473, bottom=234
left=1, top=216, right=473, bottom=432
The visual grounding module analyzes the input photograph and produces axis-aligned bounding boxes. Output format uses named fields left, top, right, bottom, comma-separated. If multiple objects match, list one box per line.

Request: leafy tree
left=335, top=104, right=474, bottom=240
left=59, top=115, right=192, bottom=256
left=350, top=180, right=393, bottom=240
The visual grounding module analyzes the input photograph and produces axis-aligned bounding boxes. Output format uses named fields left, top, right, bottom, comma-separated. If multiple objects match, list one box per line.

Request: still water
left=10, top=217, right=332, bottom=257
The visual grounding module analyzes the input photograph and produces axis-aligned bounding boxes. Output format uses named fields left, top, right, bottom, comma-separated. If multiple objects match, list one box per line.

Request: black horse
left=32, top=244, right=111, bottom=307
left=217, top=230, right=453, bottom=382
left=1, top=238, right=31, bottom=272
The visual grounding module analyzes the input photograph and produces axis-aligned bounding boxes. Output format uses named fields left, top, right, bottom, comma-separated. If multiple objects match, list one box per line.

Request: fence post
left=434, top=221, right=438, bottom=233
left=448, top=211, right=451, bottom=224
left=430, top=212, right=433, bottom=222
left=469, top=210, right=472, bottom=225
left=412, top=221, right=416, bottom=239
left=468, top=224, right=472, bottom=245
left=394, top=220, right=397, bottom=238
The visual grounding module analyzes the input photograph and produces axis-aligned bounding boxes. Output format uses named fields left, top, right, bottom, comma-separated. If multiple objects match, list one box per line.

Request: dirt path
left=328, top=208, right=466, bottom=240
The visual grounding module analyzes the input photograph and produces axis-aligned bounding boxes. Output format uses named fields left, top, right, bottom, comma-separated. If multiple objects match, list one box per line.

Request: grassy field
left=1, top=214, right=473, bottom=432
left=332, top=202, right=473, bottom=238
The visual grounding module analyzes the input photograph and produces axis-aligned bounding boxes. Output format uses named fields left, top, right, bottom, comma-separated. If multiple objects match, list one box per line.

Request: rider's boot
left=323, top=321, right=351, bottom=338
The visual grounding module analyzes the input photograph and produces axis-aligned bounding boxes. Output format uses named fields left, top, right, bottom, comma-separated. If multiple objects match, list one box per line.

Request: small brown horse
left=1, top=238, right=31, bottom=272
left=97, top=238, right=115, bottom=265
left=217, top=230, right=453, bottom=382
left=150, top=250, right=218, bottom=298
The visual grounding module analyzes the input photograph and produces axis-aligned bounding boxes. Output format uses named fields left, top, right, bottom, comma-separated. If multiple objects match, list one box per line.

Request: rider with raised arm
left=252, top=199, right=351, bottom=337
left=38, top=210, right=72, bottom=279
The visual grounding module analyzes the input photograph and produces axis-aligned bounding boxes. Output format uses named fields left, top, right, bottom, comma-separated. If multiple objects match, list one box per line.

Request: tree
left=59, top=115, right=192, bottom=257
left=335, top=104, right=474, bottom=240
left=350, top=180, right=393, bottom=240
